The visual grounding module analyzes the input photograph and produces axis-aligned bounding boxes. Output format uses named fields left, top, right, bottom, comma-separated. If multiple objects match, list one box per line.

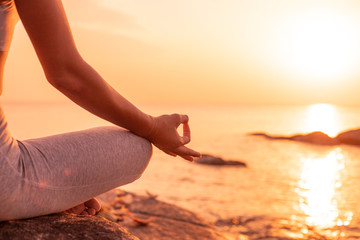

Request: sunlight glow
left=305, top=104, right=340, bottom=137
left=296, top=149, right=353, bottom=228
left=279, top=9, right=359, bottom=81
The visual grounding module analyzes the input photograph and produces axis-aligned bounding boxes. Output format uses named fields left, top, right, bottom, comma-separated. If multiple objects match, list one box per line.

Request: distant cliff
left=250, top=128, right=360, bottom=146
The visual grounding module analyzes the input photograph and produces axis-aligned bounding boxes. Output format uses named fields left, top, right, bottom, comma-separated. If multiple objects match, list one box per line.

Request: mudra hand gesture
left=147, top=114, right=200, bottom=161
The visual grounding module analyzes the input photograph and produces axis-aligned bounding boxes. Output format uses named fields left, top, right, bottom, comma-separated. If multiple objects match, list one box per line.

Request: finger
left=179, top=114, right=189, bottom=124
left=181, top=122, right=191, bottom=144
left=173, top=146, right=201, bottom=159
left=174, top=114, right=189, bottom=126
left=179, top=154, right=194, bottom=162
left=162, top=149, right=177, bottom=157
left=154, top=144, right=177, bottom=157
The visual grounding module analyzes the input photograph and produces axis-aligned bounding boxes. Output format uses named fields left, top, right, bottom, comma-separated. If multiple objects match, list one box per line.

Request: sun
left=304, top=104, right=340, bottom=137
left=276, top=8, right=360, bottom=81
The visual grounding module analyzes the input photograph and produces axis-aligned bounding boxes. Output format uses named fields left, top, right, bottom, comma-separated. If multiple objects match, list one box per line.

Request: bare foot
left=65, top=198, right=101, bottom=216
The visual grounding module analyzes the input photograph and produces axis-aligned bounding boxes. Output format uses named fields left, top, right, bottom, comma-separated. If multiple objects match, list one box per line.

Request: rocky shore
left=97, top=189, right=229, bottom=240
left=250, top=128, right=360, bottom=146
left=0, top=213, right=137, bottom=240
left=0, top=189, right=229, bottom=240
left=3, top=190, right=360, bottom=239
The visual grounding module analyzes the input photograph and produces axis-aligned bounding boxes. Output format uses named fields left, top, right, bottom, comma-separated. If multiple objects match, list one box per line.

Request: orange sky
left=3, top=0, right=360, bottom=105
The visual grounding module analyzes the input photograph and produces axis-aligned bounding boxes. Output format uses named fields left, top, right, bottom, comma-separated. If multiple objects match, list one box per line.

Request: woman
left=0, top=0, right=200, bottom=221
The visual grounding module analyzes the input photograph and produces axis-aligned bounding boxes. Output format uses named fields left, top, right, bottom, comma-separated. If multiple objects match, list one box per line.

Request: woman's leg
left=1, top=126, right=152, bottom=221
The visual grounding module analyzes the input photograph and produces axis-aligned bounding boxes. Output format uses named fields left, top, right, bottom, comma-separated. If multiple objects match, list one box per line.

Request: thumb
left=180, top=122, right=191, bottom=144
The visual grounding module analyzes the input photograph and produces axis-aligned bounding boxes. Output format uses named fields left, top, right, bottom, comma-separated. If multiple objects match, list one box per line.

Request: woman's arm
left=14, top=0, right=200, bottom=161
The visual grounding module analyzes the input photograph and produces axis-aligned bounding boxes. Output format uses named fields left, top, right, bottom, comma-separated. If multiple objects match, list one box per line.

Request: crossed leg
left=1, top=126, right=152, bottom=221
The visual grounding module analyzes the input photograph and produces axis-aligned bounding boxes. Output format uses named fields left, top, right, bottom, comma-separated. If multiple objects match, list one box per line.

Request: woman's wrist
left=131, top=113, right=156, bottom=141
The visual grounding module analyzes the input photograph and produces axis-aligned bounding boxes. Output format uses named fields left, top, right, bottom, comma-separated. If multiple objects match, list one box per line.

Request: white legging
left=0, top=106, right=152, bottom=221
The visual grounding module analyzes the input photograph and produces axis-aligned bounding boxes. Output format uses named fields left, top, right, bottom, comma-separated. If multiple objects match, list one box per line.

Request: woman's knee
left=132, top=134, right=153, bottom=173
left=112, top=128, right=153, bottom=175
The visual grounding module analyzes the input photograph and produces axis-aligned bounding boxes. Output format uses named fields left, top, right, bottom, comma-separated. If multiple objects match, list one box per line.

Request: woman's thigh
left=1, top=126, right=152, bottom=221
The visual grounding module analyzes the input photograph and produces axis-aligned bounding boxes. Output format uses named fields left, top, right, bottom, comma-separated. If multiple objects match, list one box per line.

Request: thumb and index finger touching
left=177, top=114, right=201, bottom=159
left=157, top=113, right=201, bottom=161
left=176, top=114, right=191, bottom=145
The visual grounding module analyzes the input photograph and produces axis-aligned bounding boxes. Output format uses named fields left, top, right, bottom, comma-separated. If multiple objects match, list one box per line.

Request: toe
left=87, top=208, right=96, bottom=216
left=80, top=210, right=89, bottom=216
left=70, top=204, right=86, bottom=214
left=85, top=198, right=101, bottom=212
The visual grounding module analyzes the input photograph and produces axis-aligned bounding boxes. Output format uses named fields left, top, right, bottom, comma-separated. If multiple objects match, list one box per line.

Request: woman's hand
left=146, top=114, right=201, bottom=161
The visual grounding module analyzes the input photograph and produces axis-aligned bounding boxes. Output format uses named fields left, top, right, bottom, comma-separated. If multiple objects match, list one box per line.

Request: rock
left=251, top=128, right=360, bottom=147
left=252, top=128, right=360, bottom=146
left=0, top=213, right=138, bottom=240
left=98, top=190, right=229, bottom=240
left=250, top=132, right=289, bottom=140
left=214, top=215, right=340, bottom=240
left=290, top=131, right=339, bottom=145
left=250, top=131, right=339, bottom=145
left=1, top=190, right=228, bottom=240
left=194, top=154, right=247, bottom=167
left=336, top=129, right=360, bottom=146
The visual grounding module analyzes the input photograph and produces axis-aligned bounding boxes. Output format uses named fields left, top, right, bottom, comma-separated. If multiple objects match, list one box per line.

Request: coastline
left=2, top=189, right=359, bottom=240
left=98, top=189, right=360, bottom=240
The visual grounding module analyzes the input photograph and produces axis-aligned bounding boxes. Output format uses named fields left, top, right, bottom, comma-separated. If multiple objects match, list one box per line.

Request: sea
left=3, top=101, right=360, bottom=239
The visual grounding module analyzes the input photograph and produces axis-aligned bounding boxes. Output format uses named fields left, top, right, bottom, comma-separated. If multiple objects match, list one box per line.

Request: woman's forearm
left=49, top=58, right=154, bottom=138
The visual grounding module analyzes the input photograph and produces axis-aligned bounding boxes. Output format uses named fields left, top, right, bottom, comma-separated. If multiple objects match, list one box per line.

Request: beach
left=4, top=101, right=360, bottom=239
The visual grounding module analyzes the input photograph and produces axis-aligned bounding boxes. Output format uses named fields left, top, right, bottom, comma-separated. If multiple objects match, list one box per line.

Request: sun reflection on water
left=305, top=104, right=340, bottom=137
left=295, top=149, right=353, bottom=228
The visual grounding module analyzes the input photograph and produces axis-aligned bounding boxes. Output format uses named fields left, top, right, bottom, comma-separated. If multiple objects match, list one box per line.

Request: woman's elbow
left=46, top=69, right=84, bottom=96
left=44, top=58, right=86, bottom=96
